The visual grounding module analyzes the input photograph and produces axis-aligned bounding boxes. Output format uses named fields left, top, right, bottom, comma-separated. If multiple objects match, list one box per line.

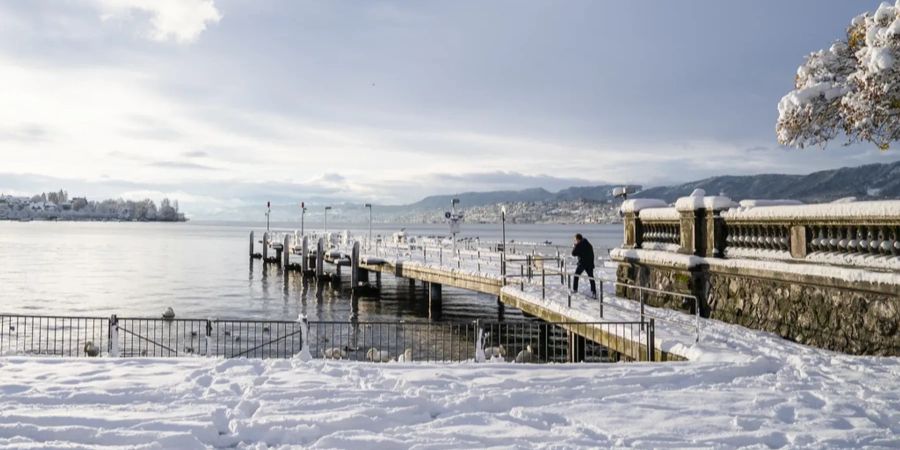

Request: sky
left=1, top=0, right=898, bottom=219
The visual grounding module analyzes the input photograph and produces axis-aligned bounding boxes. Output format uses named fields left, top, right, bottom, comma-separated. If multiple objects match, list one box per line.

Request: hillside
left=634, top=161, right=900, bottom=203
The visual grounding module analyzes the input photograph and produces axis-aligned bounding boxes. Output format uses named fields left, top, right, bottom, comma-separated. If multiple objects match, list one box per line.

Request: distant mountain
left=634, top=161, right=900, bottom=203
left=408, top=187, right=555, bottom=210
left=395, top=161, right=900, bottom=215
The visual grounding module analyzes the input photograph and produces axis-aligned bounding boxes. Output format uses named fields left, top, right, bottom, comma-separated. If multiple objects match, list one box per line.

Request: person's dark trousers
left=573, top=265, right=597, bottom=296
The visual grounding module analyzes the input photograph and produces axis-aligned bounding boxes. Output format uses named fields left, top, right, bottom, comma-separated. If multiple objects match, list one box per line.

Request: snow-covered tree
left=777, top=1, right=900, bottom=150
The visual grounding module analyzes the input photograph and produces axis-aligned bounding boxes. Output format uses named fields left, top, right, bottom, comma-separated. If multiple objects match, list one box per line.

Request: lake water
left=0, top=221, right=623, bottom=323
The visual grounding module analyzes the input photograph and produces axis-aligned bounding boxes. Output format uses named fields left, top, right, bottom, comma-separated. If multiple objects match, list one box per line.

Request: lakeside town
left=0, top=191, right=187, bottom=222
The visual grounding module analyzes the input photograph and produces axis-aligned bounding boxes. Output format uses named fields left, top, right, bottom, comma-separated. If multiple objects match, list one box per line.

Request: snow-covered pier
left=250, top=231, right=696, bottom=362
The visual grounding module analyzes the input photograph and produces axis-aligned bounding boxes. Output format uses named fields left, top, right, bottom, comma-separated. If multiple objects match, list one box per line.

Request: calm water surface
left=0, top=221, right=622, bottom=322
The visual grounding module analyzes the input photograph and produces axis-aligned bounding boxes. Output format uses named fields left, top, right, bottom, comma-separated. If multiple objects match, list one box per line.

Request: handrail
left=501, top=268, right=701, bottom=343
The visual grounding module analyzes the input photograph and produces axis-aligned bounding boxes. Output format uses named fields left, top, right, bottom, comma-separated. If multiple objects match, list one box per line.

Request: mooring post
left=283, top=235, right=291, bottom=267
left=316, top=237, right=325, bottom=278
left=262, top=232, right=269, bottom=261
left=249, top=231, right=255, bottom=258
left=647, top=318, right=656, bottom=362
left=301, top=236, right=309, bottom=273
left=351, top=241, right=360, bottom=288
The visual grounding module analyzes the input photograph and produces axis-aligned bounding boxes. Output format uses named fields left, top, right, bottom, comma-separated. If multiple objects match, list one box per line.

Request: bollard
left=519, top=265, right=524, bottom=290
left=249, top=231, right=255, bottom=258
left=647, top=318, right=656, bottom=362
left=283, top=235, right=291, bottom=267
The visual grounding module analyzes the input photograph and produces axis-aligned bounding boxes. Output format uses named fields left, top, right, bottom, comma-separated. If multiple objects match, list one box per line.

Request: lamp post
left=300, top=201, right=307, bottom=236
left=324, top=206, right=332, bottom=235
left=266, top=201, right=271, bottom=231
left=500, top=205, right=507, bottom=283
left=365, top=203, right=372, bottom=248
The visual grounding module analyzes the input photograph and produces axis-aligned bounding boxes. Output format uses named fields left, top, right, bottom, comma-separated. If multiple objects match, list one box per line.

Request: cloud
left=93, top=0, right=221, bottom=43
left=148, top=160, right=219, bottom=171
left=181, top=150, right=207, bottom=158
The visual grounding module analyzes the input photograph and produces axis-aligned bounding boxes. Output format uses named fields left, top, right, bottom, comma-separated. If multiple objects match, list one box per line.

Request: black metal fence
left=1, top=314, right=656, bottom=363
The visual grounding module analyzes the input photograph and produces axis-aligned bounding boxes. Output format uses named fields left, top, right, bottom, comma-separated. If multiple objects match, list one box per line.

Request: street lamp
left=324, top=206, right=332, bottom=235
left=300, top=201, right=307, bottom=236
left=500, top=205, right=507, bottom=283
left=364, top=203, right=372, bottom=248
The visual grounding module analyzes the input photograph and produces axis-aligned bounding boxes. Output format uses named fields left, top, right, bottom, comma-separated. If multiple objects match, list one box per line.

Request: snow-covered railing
left=722, top=201, right=900, bottom=270
left=622, top=192, right=899, bottom=270
left=0, top=314, right=655, bottom=363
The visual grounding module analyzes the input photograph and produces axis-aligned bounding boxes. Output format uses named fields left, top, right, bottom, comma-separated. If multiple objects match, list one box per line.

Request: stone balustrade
left=622, top=193, right=900, bottom=271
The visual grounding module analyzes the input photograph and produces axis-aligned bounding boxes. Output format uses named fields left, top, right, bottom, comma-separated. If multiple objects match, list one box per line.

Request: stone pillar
left=623, top=212, right=637, bottom=248
left=790, top=225, right=808, bottom=259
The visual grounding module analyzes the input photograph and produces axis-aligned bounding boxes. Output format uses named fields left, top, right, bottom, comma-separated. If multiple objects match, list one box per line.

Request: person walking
left=571, top=233, right=597, bottom=298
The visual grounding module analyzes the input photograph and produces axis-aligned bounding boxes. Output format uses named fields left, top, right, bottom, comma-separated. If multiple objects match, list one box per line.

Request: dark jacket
left=572, top=238, right=595, bottom=269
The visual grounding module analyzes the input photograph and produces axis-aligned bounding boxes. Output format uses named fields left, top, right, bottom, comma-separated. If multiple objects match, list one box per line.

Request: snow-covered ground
left=2, top=280, right=899, bottom=449
left=2, top=243, right=898, bottom=449
left=1, top=342, right=899, bottom=449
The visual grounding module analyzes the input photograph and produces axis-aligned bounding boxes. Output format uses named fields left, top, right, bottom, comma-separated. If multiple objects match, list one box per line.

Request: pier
left=248, top=231, right=685, bottom=362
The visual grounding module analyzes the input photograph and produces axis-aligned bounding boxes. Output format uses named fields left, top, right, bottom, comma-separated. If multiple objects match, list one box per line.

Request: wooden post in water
left=262, top=232, right=269, bottom=261
left=316, top=237, right=325, bottom=278
left=301, top=236, right=309, bottom=273
left=350, top=241, right=360, bottom=288
left=249, top=231, right=255, bottom=258
left=283, top=235, right=291, bottom=267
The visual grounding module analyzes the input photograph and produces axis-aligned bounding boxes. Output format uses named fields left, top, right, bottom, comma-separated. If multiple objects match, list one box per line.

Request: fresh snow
left=636, top=207, right=680, bottom=221
left=2, top=243, right=900, bottom=448
left=613, top=248, right=900, bottom=286
left=737, top=199, right=804, bottom=208
left=2, top=284, right=900, bottom=449
left=722, top=200, right=900, bottom=220
left=620, top=199, right=667, bottom=213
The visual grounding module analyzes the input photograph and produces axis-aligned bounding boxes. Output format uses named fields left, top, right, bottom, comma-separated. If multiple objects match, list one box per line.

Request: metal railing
left=0, top=314, right=658, bottom=363
left=500, top=267, right=701, bottom=343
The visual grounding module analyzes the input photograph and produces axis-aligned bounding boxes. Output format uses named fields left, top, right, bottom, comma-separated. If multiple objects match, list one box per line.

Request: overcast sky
left=1, top=0, right=898, bottom=218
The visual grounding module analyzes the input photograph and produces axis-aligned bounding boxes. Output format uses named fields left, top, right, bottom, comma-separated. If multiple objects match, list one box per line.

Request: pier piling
left=316, top=238, right=325, bottom=279
left=301, top=236, right=309, bottom=273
